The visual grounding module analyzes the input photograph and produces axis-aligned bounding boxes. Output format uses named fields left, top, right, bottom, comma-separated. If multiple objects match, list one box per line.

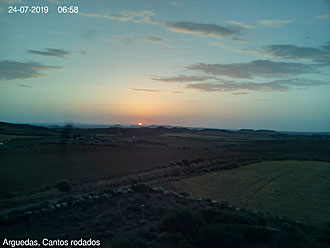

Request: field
left=1, top=122, right=330, bottom=247
left=0, top=144, right=208, bottom=196
left=165, top=160, right=330, bottom=224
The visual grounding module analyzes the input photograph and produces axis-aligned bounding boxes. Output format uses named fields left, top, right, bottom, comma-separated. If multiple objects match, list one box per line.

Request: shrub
left=130, top=176, right=142, bottom=184
left=222, top=162, right=239, bottom=170
left=270, top=233, right=311, bottom=248
left=179, top=192, right=190, bottom=197
left=55, top=180, right=71, bottom=192
left=194, top=223, right=246, bottom=248
left=159, top=232, right=184, bottom=246
left=4, top=192, right=18, bottom=199
left=131, top=184, right=153, bottom=193
left=201, top=208, right=223, bottom=223
left=182, top=159, right=190, bottom=166
left=161, top=208, right=203, bottom=236
left=242, top=226, right=274, bottom=244
left=110, top=234, right=147, bottom=248
left=171, top=168, right=181, bottom=177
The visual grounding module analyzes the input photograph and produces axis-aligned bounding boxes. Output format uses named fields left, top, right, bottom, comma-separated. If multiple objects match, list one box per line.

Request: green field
left=170, top=160, right=330, bottom=224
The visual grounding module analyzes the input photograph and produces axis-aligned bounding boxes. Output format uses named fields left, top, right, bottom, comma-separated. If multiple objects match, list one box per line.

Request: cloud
left=212, top=41, right=248, bottom=52
left=232, top=92, right=249, bottom=95
left=152, top=75, right=216, bottom=82
left=121, top=10, right=157, bottom=23
left=172, top=91, right=183, bottom=94
left=164, top=21, right=237, bottom=38
left=316, top=13, right=330, bottom=19
left=322, top=41, right=330, bottom=51
left=27, top=48, right=70, bottom=58
left=188, top=60, right=320, bottom=79
left=0, top=0, right=22, bottom=3
left=131, top=88, right=160, bottom=92
left=186, top=78, right=330, bottom=92
left=262, top=44, right=330, bottom=64
left=168, top=1, right=178, bottom=6
left=79, top=50, right=88, bottom=55
left=143, top=36, right=166, bottom=45
left=0, top=60, right=62, bottom=80
left=81, top=10, right=242, bottom=40
left=270, top=78, right=330, bottom=87
left=79, top=10, right=158, bottom=24
left=47, top=0, right=62, bottom=3
left=186, top=82, right=284, bottom=92
left=110, top=34, right=138, bottom=45
left=237, top=48, right=261, bottom=54
left=79, top=12, right=130, bottom=22
left=211, top=42, right=230, bottom=49
left=227, top=20, right=256, bottom=29
left=232, top=37, right=249, bottom=43
left=110, top=35, right=166, bottom=46
left=17, top=84, right=31, bottom=87
left=238, top=43, right=330, bottom=64
left=258, top=19, right=291, bottom=28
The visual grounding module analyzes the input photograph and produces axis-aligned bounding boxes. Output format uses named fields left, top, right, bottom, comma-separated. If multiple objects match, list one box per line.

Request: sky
left=0, top=0, right=330, bottom=131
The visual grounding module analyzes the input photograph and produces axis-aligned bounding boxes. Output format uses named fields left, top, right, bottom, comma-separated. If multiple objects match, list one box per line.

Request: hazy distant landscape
left=1, top=121, right=330, bottom=247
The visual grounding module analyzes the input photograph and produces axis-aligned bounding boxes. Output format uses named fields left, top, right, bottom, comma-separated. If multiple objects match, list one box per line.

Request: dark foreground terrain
left=1, top=122, right=330, bottom=247
left=1, top=184, right=330, bottom=248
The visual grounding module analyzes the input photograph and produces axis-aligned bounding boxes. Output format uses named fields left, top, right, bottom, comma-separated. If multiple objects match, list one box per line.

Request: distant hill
left=0, top=121, right=328, bottom=138
left=238, top=129, right=279, bottom=135
left=0, top=121, right=51, bottom=135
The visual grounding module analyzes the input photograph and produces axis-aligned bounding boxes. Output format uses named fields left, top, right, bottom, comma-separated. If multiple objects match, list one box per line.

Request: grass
left=171, top=160, right=330, bottom=224
left=0, top=134, right=40, bottom=142
left=164, top=133, right=224, bottom=140
left=158, top=207, right=330, bottom=248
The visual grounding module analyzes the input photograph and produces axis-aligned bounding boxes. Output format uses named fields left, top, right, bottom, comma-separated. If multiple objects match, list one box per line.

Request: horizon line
left=1, top=120, right=329, bottom=134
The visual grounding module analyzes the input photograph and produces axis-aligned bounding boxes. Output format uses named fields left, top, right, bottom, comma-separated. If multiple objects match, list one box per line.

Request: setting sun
left=138, top=122, right=143, bottom=126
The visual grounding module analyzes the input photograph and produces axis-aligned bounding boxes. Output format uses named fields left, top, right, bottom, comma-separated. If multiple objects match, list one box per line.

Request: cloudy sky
left=0, top=0, right=330, bottom=131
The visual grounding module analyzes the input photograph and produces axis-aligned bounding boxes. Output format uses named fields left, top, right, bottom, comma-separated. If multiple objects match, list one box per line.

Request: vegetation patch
left=171, top=160, right=330, bottom=224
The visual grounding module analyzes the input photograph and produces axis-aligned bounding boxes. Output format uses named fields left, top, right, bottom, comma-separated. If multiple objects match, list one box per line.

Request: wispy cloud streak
left=186, top=78, right=330, bottom=92
left=28, top=48, right=70, bottom=58
left=152, top=75, right=216, bottom=82
left=131, top=88, right=160, bottom=92
left=0, top=60, right=62, bottom=80
left=188, top=60, right=319, bottom=79
left=164, top=21, right=237, bottom=38
left=258, top=19, right=291, bottom=28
